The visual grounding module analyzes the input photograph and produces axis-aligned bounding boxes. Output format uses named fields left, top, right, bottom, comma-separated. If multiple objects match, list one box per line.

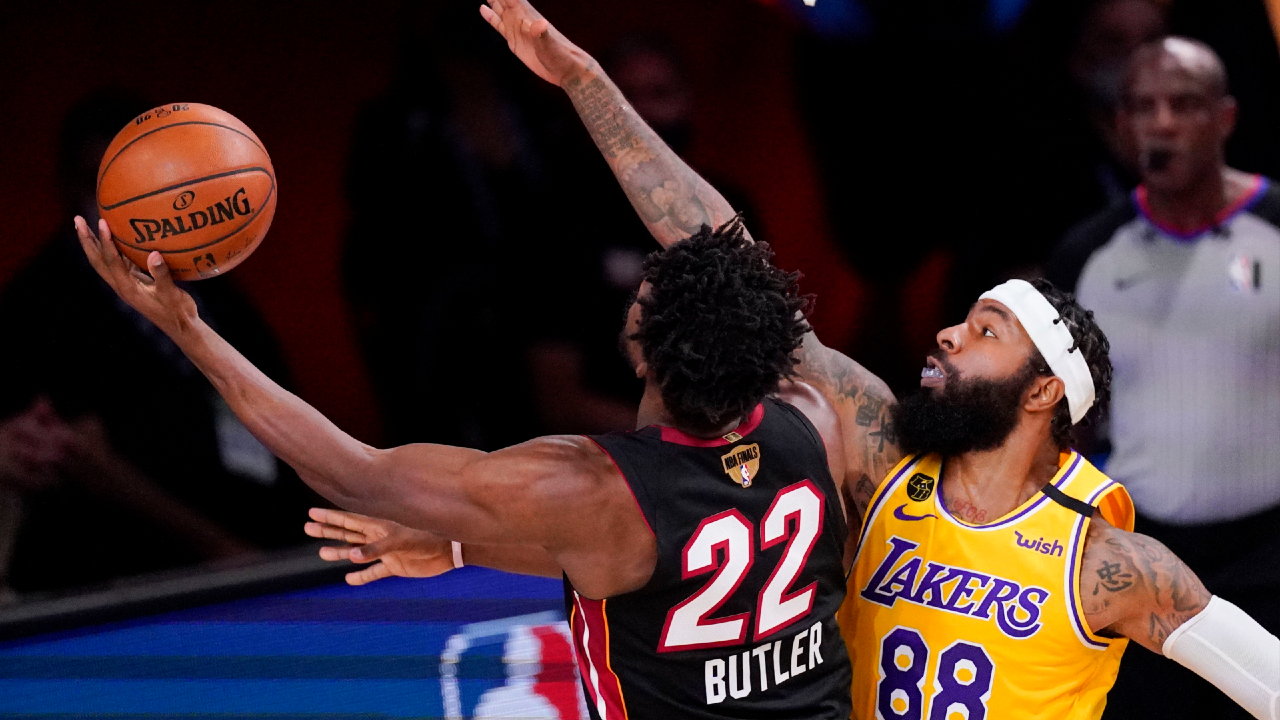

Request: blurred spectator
left=1047, top=39, right=1279, bottom=720
left=937, top=0, right=1168, bottom=323
left=524, top=34, right=759, bottom=434
left=343, top=0, right=553, bottom=448
left=0, top=92, right=318, bottom=597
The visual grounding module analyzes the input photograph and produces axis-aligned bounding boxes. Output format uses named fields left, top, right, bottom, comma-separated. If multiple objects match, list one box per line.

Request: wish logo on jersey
left=859, top=536, right=1050, bottom=639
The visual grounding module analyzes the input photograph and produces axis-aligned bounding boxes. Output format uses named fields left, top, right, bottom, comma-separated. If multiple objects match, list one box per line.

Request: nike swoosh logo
left=893, top=504, right=937, bottom=522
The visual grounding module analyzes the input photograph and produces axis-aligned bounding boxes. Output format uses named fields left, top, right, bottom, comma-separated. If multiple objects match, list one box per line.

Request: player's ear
left=635, top=359, right=648, bottom=379
left=1024, top=375, right=1065, bottom=414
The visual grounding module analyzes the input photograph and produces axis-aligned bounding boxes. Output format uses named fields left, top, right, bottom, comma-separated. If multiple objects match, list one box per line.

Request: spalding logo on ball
left=96, top=103, right=277, bottom=280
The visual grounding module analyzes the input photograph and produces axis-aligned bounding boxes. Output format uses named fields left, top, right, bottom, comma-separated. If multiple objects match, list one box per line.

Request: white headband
left=979, top=279, right=1095, bottom=424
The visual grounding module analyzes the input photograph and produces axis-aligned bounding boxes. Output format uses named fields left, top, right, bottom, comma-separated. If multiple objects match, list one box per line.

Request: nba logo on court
left=441, top=612, right=588, bottom=719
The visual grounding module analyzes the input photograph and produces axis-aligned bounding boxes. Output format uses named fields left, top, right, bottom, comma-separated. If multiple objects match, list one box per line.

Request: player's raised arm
left=481, top=0, right=901, bottom=532
left=479, top=0, right=734, bottom=248
left=74, top=217, right=651, bottom=599
left=1082, top=519, right=1280, bottom=720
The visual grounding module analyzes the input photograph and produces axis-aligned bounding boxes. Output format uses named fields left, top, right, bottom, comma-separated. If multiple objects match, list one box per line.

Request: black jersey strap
left=1040, top=482, right=1095, bottom=518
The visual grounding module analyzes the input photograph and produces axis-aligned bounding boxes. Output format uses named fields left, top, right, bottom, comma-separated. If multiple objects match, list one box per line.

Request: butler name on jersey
left=571, top=399, right=852, bottom=720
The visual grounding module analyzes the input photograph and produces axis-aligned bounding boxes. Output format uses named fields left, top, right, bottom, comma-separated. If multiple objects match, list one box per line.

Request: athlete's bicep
left=1080, top=518, right=1211, bottom=654
left=366, top=436, right=615, bottom=549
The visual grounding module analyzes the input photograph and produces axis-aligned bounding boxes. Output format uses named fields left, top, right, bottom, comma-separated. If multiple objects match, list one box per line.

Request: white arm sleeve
left=1162, top=595, right=1279, bottom=720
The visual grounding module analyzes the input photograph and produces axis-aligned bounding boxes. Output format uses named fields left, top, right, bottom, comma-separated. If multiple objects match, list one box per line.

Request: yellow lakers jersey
left=840, top=451, right=1135, bottom=720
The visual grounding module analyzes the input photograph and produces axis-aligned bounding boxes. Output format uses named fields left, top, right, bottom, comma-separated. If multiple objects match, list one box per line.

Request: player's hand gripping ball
left=96, top=103, right=276, bottom=280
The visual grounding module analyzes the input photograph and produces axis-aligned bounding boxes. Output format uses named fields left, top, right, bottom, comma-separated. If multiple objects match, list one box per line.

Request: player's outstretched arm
left=1082, top=518, right=1279, bottom=720
left=75, top=218, right=652, bottom=597
left=305, top=508, right=561, bottom=585
left=479, top=0, right=734, bottom=248
left=480, top=0, right=902, bottom=524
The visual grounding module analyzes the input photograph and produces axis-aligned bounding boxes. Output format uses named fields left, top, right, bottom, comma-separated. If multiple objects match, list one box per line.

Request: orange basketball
left=96, top=103, right=277, bottom=281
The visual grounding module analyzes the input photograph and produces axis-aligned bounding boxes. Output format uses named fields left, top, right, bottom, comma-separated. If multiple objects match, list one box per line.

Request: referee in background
left=1048, top=37, right=1279, bottom=720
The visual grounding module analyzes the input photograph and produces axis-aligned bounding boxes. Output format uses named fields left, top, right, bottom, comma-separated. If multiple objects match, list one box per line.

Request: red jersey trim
left=655, top=403, right=766, bottom=447
left=572, top=593, right=630, bottom=720
left=1134, top=174, right=1266, bottom=240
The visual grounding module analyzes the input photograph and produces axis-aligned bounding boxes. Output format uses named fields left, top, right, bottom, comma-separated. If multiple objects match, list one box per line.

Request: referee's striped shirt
left=1048, top=175, right=1280, bottom=525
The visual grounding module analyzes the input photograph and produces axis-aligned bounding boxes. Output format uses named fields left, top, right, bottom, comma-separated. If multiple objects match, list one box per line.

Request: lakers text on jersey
left=841, top=452, right=1135, bottom=720
left=574, top=399, right=852, bottom=720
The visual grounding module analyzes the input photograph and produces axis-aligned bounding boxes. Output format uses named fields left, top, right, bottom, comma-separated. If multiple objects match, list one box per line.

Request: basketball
left=96, top=103, right=277, bottom=281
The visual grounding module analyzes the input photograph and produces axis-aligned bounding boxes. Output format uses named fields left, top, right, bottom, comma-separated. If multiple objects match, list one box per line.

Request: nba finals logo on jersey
left=905, top=473, right=935, bottom=501
left=860, top=536, right=1050, bottom=639
left=720, top=444, right=760, bottom=488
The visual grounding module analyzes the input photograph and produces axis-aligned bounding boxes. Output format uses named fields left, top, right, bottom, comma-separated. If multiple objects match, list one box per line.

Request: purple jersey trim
left=936, top=453, right=1084, bottom=532
left=851, top=456, right=923, bottom=566
left=1066, top=479, right=1122, bottom=650
left=1134, top=174, right=1268, bottom=241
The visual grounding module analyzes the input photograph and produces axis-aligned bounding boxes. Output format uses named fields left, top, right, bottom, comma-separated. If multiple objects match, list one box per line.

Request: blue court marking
left=0, top=568, right=569, bottom=716
left=0, top=679, right=450, bottom=715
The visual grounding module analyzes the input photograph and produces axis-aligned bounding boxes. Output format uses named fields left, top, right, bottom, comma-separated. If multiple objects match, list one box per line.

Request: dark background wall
left=0, top=0, right=862, bottom=447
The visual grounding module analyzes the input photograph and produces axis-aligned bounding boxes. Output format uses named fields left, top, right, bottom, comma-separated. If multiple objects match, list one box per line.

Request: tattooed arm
left=792, top=332, right=902, bottom=540
left=480, top=0, right=734, bottom=248
left=1079, top=517, right=1211, bottom=654
left=480, top=0, right=902, bottom=538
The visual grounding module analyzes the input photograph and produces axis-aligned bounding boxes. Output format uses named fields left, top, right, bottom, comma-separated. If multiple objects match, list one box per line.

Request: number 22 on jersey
left=659, top=480, right=825, bottom=651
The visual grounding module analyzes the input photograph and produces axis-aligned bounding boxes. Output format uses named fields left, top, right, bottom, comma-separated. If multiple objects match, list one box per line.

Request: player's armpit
left=1079, top=517, right=1211, bottom=654
left=792, top=331, right=901, bottom=532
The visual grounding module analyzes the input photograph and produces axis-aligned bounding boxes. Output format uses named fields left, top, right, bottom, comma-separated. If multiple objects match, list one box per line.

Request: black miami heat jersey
left=569, top=398, right=851, bottom=720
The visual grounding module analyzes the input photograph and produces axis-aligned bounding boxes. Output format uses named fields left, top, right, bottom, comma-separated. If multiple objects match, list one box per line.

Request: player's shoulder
left=487, top=435, right=623, bottom=496
left=1045, top=199, right=1141, bottom=292
left=775, top=380, right=838, bottom=434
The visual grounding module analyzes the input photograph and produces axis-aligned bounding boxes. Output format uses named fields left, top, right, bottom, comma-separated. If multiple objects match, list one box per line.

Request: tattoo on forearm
left=562, top=68, right=717, bottom=242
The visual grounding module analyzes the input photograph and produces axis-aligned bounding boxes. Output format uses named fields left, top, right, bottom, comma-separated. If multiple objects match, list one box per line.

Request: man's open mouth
left=922, top=357, right=945, bottom=379
left=1145, top=148, right=1174, bottom=172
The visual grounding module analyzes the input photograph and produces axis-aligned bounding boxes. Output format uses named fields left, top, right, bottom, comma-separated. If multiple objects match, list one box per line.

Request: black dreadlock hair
left=634, top=217, right=812, bottom=435
left=1022, top=277, right=1113, bottom=448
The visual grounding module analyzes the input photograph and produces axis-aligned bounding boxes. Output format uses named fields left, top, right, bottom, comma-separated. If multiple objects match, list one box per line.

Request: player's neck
left=635, top=383, right=741, bottom=438
left=939, top=422, right=1061, bottom=525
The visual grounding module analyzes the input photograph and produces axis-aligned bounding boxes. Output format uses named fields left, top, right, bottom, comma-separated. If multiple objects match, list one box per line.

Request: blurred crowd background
left=0, top=1, right=1277, bottom=714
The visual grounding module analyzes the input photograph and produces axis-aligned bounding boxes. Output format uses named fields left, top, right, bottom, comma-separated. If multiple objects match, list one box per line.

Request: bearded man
left=300, top=1, right=1279, bottom=718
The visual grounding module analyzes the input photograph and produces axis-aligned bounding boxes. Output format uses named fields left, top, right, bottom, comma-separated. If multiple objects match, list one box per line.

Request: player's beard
left=892, top=354, right=1038, bottom=458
